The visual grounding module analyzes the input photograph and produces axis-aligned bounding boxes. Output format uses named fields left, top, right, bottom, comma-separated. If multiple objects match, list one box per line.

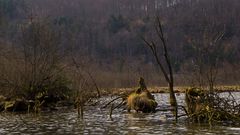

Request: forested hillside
left=1, top=0, right=240, bottom=88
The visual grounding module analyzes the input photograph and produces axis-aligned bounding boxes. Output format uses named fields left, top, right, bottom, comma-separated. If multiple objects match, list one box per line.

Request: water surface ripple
left=1, top=93, right=240, bottom=134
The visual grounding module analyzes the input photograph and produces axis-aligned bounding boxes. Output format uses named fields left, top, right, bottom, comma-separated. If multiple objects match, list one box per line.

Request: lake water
left=1, top=93, right=240, bottom=134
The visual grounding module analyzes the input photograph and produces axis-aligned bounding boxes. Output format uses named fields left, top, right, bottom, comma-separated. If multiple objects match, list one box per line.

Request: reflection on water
left=1, top=93, right=240, bottom=134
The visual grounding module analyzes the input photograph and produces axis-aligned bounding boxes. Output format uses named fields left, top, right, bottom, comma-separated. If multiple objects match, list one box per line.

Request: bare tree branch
left=142, top=16, right=178, bottom=121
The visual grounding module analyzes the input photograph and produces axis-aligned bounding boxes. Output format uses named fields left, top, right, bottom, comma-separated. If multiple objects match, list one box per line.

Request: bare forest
left=1, top=0, right=240, bottom=90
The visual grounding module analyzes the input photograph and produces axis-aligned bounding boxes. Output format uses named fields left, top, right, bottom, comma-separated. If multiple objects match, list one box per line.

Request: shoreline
left=109, top=85, right=240, bottom=95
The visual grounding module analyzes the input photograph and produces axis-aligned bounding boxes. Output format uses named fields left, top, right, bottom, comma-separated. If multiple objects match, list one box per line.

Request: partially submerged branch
left=102, top=96, right=122, bottom=109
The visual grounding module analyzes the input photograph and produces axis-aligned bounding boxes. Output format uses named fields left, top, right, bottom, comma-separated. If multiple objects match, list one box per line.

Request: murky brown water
left=1, top=93, right=240, bottom=134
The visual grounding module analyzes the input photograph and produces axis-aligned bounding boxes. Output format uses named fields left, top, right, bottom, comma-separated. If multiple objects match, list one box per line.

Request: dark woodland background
left=1, top=0, right=240, bottom=89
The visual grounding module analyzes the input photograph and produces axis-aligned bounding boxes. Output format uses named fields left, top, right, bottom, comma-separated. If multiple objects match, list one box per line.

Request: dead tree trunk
left=142, top=16, right=178, bottom=121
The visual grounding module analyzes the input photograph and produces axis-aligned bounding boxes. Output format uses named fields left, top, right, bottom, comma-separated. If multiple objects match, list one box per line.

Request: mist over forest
left=1, top=0, right=240, bottom=88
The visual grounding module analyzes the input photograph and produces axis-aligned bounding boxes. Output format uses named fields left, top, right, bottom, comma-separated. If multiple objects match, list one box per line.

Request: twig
left=113, top=100, right=125, bottom=110
left=178, top=105, right=189, bottom=117
left=102, top=96, right=122, bottom=109
left=109, top=103, right=114, bottom=119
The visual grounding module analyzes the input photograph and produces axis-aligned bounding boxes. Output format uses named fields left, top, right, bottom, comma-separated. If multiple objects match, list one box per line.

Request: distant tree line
left=1, top=0, right=240, bottom=88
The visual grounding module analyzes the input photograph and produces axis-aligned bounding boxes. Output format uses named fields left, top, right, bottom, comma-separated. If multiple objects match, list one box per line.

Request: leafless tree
left=187, top=25, right=225, bottom=91
left=142, top=16, right=178, bottom=121
left=18, top=17, right=69, bottom=99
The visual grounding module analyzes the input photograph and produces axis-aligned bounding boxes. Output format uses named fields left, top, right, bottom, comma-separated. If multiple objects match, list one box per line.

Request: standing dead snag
left=142, top=17, right=178, bottom=121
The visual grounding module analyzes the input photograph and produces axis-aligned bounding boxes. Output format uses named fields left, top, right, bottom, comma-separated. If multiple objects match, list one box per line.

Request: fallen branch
left=102, top=96, right=122, bottom=109
left=113, top=100, right=125, bottom=110
left=178, top=105, right=189, bottom=117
